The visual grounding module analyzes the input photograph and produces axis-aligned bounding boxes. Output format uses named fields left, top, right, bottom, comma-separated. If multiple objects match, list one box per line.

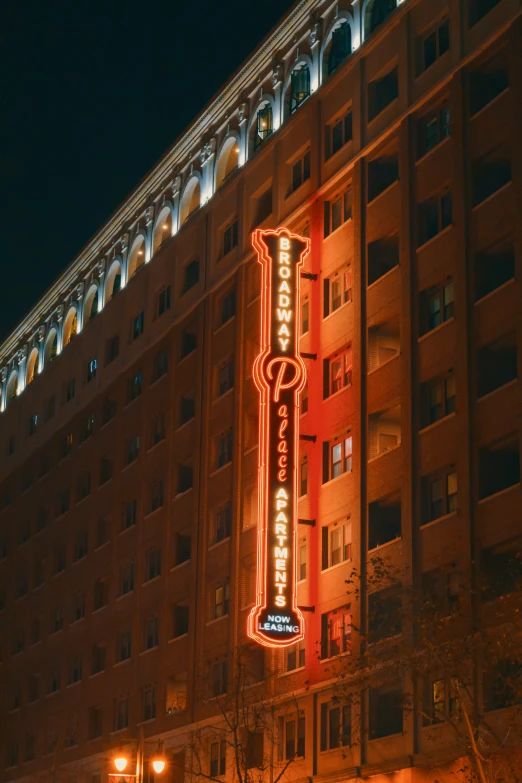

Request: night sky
left=0, top=0, right=295, bottom=342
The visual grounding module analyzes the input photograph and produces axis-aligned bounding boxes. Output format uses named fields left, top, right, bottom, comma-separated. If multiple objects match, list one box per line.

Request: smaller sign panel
left=248, top=227, right=310, bottom=648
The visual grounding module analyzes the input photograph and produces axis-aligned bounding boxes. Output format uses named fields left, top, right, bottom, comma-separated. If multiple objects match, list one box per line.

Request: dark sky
left=0, top=0, right=295, bottom=342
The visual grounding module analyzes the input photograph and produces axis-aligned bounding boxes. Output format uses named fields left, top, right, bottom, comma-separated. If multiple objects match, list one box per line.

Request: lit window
left=322, top=521, right=352, bottom=569
left=86, top=358, right=97, bottom=382
left=324, top=267, right=352, bottom=316
left=286, top=639, right=305, bottom=671
left=324, top=435, right=352, bottom=481
left=321, top=608, right=352, bottom=658
left=324, top=188, right=352, bottom=237
left=214, top=582, right=230, bottom=619
left=210, top=741, right=226, bottom=777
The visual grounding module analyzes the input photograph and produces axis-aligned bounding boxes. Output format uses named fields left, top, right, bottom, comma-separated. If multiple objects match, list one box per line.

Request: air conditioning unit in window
left=166, top=691, right=187, bottom=713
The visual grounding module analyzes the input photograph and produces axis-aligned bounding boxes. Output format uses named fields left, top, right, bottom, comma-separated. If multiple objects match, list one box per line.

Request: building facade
left=1, top=0, right=521, bottom=782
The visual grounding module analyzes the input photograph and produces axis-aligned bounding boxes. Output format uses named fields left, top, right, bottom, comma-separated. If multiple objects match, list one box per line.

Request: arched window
left=44, top=329, right=58, bottom=367
left=83, top=285, right=99, bottom=326
left=215, top=137, right=240, bottom=190
left=324, top=21, right=352, bottom=77
left=127, top=235, right=146, bottom=280
left=6, top=370, right=18, bottom=402
left=105, top=259, right=122, bottom=301
left=250, top=103, right=273, bottom=155
left=152, top=207, right=173, bottom=255
left=365, top=0, right=397, bottom=39
left=26, top=348, right=39, bottom=386
left=179, top=178, right=201, bottom=227
left=62, top=307, right=78, bottom=348
left=289, top=65, right=310, bottom=115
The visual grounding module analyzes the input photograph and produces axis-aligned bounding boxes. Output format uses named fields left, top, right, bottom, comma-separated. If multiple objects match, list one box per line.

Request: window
left=131, top=311, right=145, bottom=341
left=422, top=568, right=460, bottom=616
left=210, top=740, right=226, bottom=776
left=102, top=397, right=117, bottom=424
left=299, top=457, right=308, bottom=497
left=213, top=504, right=232, bottom=544
left=122, top=498, right=137, bottom=531
left=326, top=109, right=352, bottom=160
left=124, top=435, right=140, bottom=465
left=469, top=0, right=502, bottom=27
left=472, top=147, right=511, bottom=207
left=422, top=470, right=458, bottom=524
left=474, top=238, right=514, bottom=302
left=182, top=260, right=199, bottom=294
left=91, top=643, right=106, bottom=675
left=417, top=19, right=449, bottom=74
left=286, top=640, right=305, bottom=672
left=300, top=298, right=309, bottom=335
left=33, top=559, right=44, bottom=589
left=290, top=66, right=310, bottom=114
left=96, top=518, right=109, bottom=548
left=470, top=50, right=508, bottom=116
left=483, top=660, right=522, bottom=711
left=181, top=328, right=197, bottom=358
left=478, top=434, right=520, bottom=500
left=368, top=234, right=400, bottom=285
left=222, top=219, right=238, bottom=257
left=6, top=742, right=18, bottom=768
left=252, top=185, right=272, bottom=227
left=28, top=674, right=40, bottom=703
left=115, top=697, right=129, bottom=731
left=127, top=372, right=143, bottom=403
left=368, top=66, right=398, bottom=121
left=74, top=530, right=88, bottom=562
left=144, top=617, right=159, bottom=649
left=177, top=463, right=193, bottom=494
left=369, top=686, right=403, bottom=738
left=45, top=396, right=55, bottom=421
left=29, top=414, right=38, bottom=436
left=179, top=392, right=195, bottom=426
left=56, top=488, right=70, bottom=517
left=219, top=289, right=236, bottom=326
left=72, top=591, right=85, bottom=622
left=54, top=546, right=66, bottom=575
left=418, top=105, right=451, bottom=158
left=420, top=279, right=454, bottom=335
left=418, top=191, right=452, bottom=246
left=218, top=360, right=234, bottom=396
left=145, top=549, right=162, bottom=581
left=149, top=481, right=164, bottom=513
left=214, top=581, right=230, bottom=619
left=52, top=606, right=64, bottom=633
left=421, top=374, right=456, bottom=427
left=23, top=733, right=36, bottom=762
left=324, top=347, right=352, bottom=397
left=322, top=521, right=352, bottom=569
left=324, top=267, right=352, bottom=316
left=367, top=149, right=399, bottom=202
left=216, top=430, right=233, bottom=469
left=280, top=712, right=306, bottom=760
left=77, top=472, right=91, bottom=501
left=157, top=285, right=171, bottom=317
left=120, top=562, right=135, bottom=595
left=481, top=541, right=522, bottom=603
left=150, top=412, right=166, bottom=446
left=323, top=435, right=352, bottom=482
left=93, top=578, right=109, bottom=611
left=174, top=533, right=191, bottom=566
left=99, top=456, right=113, bottom=485
left=369, top=495, right=401, bottom=549
left=212, top=660, right=228, bottom=696
left=321, top=608, right=352, bottom=658
left=254, top=103, right=273, bottom=151
left=69, top=654, right=83, bottom=685
left=326, top=20, right=351, bottom=75
left=477, top=332, right=517, bottom=398
left=320, top=703, right=351, bottom=750
left=152, top=351, right=169, bottom=382
left=79, top=413, right=95, bottom=442
left=324, top=189, right=352, bottom=238
left=143, top=686, right=156, bottom=720
left=291, top=151, right=311, bottom=193
left=368, top=586, right=402, bottom=643
left=48, top=666, right=60, bottom=694
left=86, top=358, right=97, bottom=382
left=117, top=630, right=132, bottom=662
left=105, top=334, right=120, bottom=365
left=172, top=604, right=189, bottom=638
left=7, top=434, right=16, bottom=456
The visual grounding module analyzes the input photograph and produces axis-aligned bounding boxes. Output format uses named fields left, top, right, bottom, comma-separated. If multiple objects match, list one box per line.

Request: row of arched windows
left=0, top=0, right=399, bottom=411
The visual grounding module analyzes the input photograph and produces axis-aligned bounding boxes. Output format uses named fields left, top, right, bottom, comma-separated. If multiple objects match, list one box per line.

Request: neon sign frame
left=248, top=227, right=310, bottom=648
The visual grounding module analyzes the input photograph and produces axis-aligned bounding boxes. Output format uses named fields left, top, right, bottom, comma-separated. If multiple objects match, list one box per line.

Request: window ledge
left=420, top=511, right=457, bottom=530
left=143, top=575, right=161, bottom=586
left=418, top=316, right=454, bottom=343
left=174, top=487, right=193, bottom=501
left=147, top=439, right=166, bottom=455
left=113, top=658, right=131, bottom=669
left=150, top=373, right=168, bottom=389
left=214, top=387, right=234, bottom=404
left=213, top=315, right=236, bottom=336
left=278, top=665, right=305, bottom=679
left=136, top=718, right=157, bottom=726
left=89, top=670, right=105, bottom=680
left=367, top=264, right=399, bottom=291
left=321, top=557, right=352, bottom=575
left=206, top=615, right=228, bottom=627
left=367, top=353, right=400, bottom=375
left=368, top=535, right=402, bottom=554
left=474, top=277, right=514, bottom=306
left=171, top=559, right=191, bottom=572
left=175, top=418, right=195, bottom=433
left=178, top=350, right=197, bottom=365
left=208, top=537, right=231, bottom=552
left=368, top=443, right=401, bottom=464
left=323, top=216, right=353, bottom=243
left=121, top=460, right=139, bottom=474
left=416, top=223, right=452, bottom=253
left=116, top=592, right=133, bottom=602
left=168, top=633, right=189, bottom=644
left=367, top=179, right=399, bottom=208
left=66, top=681, right=82, bottom=689
left=472, top=181, right=511, bottom=213
left=325, top=383, right=352, bottom=401
left=325, top=138, right=353, bottom=165
left=478, top=482, right=520, bottom=506
left=322, top=469, right=353, bottom=488
left=244, top=444, right=258, bottom=456
left=477, top=377, right=518, bottom=403
left=209, top=462, right=232, bottom=479
left=92, top=605, right=108, bottom=615
left=319, top=651, right=351, bottom=664
left=415, top=134, right=451, bottom=166
left=367, top=732, right=403, bottom=743
left=144, top=506, right=164, bottom=521
left=470, top=87, right=509, bottom=122
left=419, top=411, right=456, bottom=435
left=139, top=647, right=159, bottom=657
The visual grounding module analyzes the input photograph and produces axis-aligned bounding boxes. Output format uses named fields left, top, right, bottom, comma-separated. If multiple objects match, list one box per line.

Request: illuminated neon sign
left=248, top=227, right=310, bottom=648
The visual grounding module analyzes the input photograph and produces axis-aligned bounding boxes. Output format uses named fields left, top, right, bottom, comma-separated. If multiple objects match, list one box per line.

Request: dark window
left=222, top=220, right=238, bottom=257
left=281, top=713, right=306, bottom=759
left=369, top=586, right=402, bottom=643
left=420, top=375, right=456, bottom=428
left=417, top=19, right=450, bottom=74
left=214, top=504, right=232, bottom=543
left=118, top=630, right=132, bottom=662
left=253, top=185, right=272, bottom=227
left=210, top=740, right=226, bottom=777
left=174, top=533, right=191, bottom=566
left=29, top=414, right=38, bottom=436
left=144, top=617, right=159, bottom=649
left=469, top=0, right=502, bottom=28
left=179, top=392, right=195, bottom=426
left=149, top=481, right=164, bottom=513
left=122, top=499, right=137, bottom=530
left=182, top=260, right=199, bottom=294
left=216, top=430, right=233, bottom=469
left=218, top=360, right=234, bottom=396
left=366, top=0, right=397, bottom=36
left=299, top=458, right=308, bottom=497
left=212, top=661, right=228, bottom=696
left=477, top=332, right=517, bottom=398
left=45, top=396, right=55, bottom=421
left=324, top=188, right=352, bottom=238
left=99, top=456, right=113, bottom=485
left=418, top=105, right=451, bottom=158
left=254, top=104, right=273, bottom=151
left=142, top=686, right=156, bottom=720
left=320, top=608, right=352, bottom=658
left=56, top=489, right=70, bottom=517
left=478, top=435, right=520, bottom=500
left=368, top=67, right=398, bottom=122
left=96, top=518, right=109, bottom=548
left=124, top=435, right=140, bottom=465
left=420, top=280, right=454, bottom=335
left=320, top=703, right=351, bottom=749
left=326, top=110, right=352, bottom=160
left=418, top=191, right=452, bottom=246
left=131, top=311, right=145, bottom=341
left=470, top=50, right=509, bottom=116
left=472, top=151, right=511, bottom=207
left=91, top=643, right=106, bottom=675
left=150, top=412, right=166, bottom=446
left=93, top=578, right=108, bottom=611
left=115, top=698, right=129, bottom=731
left=145, top=549, right=162, bottom=581
left=120, top=562, right=135, bottom=595
left=326, top=21, right=351, bottom=76
left=421, top=471, right=458, bottom=524
left=68, top=655, right=83, bottom=684
left=173, top=605, right=189, bottom=638
left=368, top=496, right=401, bottom=550
left=301, top=299, right=309, bottom=334
left=79, top=413, right=95, bottom=442
left=291, top=151, right=311, bottom=193
left=483, top=660, right=522, bottom=711
left=422, top=568, right=460, bottom=616
left=368, top=153, right=399, bottom=202
left=368, top=234, right=399, bottom=286
left=474, top=239, right=515, bottom=302
left=181, top=329, right=197, bottom=358
left=77, top=472, right=91, bottom=501
left=74, top=530, right=88, bottom=561
left=157, top=285, right=171, bottom=317
left=153, top=351, right=169, bottom=381
left=127, top=372, right=142, bottom=403
left=220, top=289, right=236, bottom=326
left=177, top=463, right=193, bottom=494
left=246, top=733, right=264, bottom=769
left=214, top=582, right=230, bottom=618
left=289, top=66, right=310, bottom=114
left=105, top=335, right=120, bottom=365
left=102, top=397, right=117, bottom=425
left=481, top=541, right=522, bottom=603
left=369, top=686, right=403, bottom=738
left=286, top=640, right=305, bottom=672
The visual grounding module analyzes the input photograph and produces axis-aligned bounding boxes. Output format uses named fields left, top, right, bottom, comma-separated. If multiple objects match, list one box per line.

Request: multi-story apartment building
left=1, top=0, right=521, bottom=782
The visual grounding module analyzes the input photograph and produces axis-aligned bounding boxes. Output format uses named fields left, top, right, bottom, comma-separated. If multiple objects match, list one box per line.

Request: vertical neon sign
left=248, top=227, right=309, bottom=648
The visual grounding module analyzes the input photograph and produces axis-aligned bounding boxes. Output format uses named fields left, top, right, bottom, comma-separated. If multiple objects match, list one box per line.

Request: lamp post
left=112, top=729, right=166, bottom=783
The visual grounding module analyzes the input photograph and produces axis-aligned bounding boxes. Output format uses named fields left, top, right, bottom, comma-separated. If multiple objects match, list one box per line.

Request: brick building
left=1, top=1, right=521, bottom=782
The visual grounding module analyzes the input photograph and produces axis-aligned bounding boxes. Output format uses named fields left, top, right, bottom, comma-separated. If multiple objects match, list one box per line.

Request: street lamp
left=112, top=733, right=167, bottom=783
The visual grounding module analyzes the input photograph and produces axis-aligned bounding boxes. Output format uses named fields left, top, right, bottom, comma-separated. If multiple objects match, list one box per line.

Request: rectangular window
left=324, top=267, right=352, bottom=316
left=72, top=591, right=85, bottom=622
left=324, top=346, right=352, bottom=397
left=214, top=504, right=232, bottom=544
left=286, top=640, right=305, bottom=672
left=28, top=413, right=38, bottom=436
left=420, top=279, right=454, bottom=335
left=131, top=311, right=145, bottom=341
left=68, top=654, right=83, bottom=684
left=422, top=676, right=459, bottom=726
left=280, top=713, right=306, bottom=760
left=422, top=470, right=458, bottom=524
left=368, top=586, right=402, bottom=643
left=102, top=397, right=117, bottom=424
left=368, top=66, right=398, bottom=122
left=145, top=549, right=162, bottom=581
left=149, top=481, right=164, bottom=513
left=298, top=542, right=307, bottom=581
left=214, top=582, right=230, bottom=619
left=301, top=298, right=309, bottom=334
left=177, top=463, right=193, bottom=494
left=321, top=608, right=352, bottom=659
left=299, top=457, right=308, bottom=497
left=172, top=604, right=189, bottom=638
left=86, top=358, right=97, bottom=383
left=323, top=435, right=353, bottom=482
left=212, top=661, right=228, bottom=696
left=73, top=530, right=88, bottom=561
left=418, top=105, right=451, bottom=158
left=122, top=498, right=137, bottom=530
left=417, top=19, right=450, bottom=74
left=91, top=642, right=106, bottom=675
left=105, top=334, right=120, bottom=365
left=222, top=219, right=239, bottom=257
left=127, top=372, right=143, bottom=403
left=220, top=289, right=236, bottom=326
left=142, top=686, right=156, bottom=721
left=124, top=435, right=140, bottom=465
left=421, top=374, right=456, bottom=427
left=320, top=703, right=351, bottom=750
left=157, top=285, right=171, bottom=317
left=181, top=328, right=197, bottom=358
left=322, top=521, right=352, bottom=570
left=182, top=260, right=200, bottom=294
left=56, top=489, right=70, bottom=517
left=150, top=412, right=166, bottom=447
left=179, top=392, right=195, bottom=426
left=93, top=577, right=109, bottom=611
left=291, top=151, right=311, bottom=193
left=77, top=472, right=91, bottom=501
left=115, top=697, right=129, bottom=731
left=153, top=351, right=169, bottom=382
left=118, top=630, right=132, bottom=662
left=418, top=191, right=452, bottom=246
left=216, top=430, right=233, bottom=469
left=326, top=110, right=352, bottom=160
left=218, top=360, right=234, bottom=396
left=174, top=533, right=191, bottom=566
left=369, top=686, right=403, bottom=738
left=210, top=740, right=227, bottom=777
left=324, top=189, right=352, bottom=238
left=120, top=562, right=135, bottom=595
left=144, top=616, right=159, bottom=649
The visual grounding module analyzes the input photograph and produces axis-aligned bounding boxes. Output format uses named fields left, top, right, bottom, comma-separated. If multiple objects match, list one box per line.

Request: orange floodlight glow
left=248, top=227, right=310, bottom=648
